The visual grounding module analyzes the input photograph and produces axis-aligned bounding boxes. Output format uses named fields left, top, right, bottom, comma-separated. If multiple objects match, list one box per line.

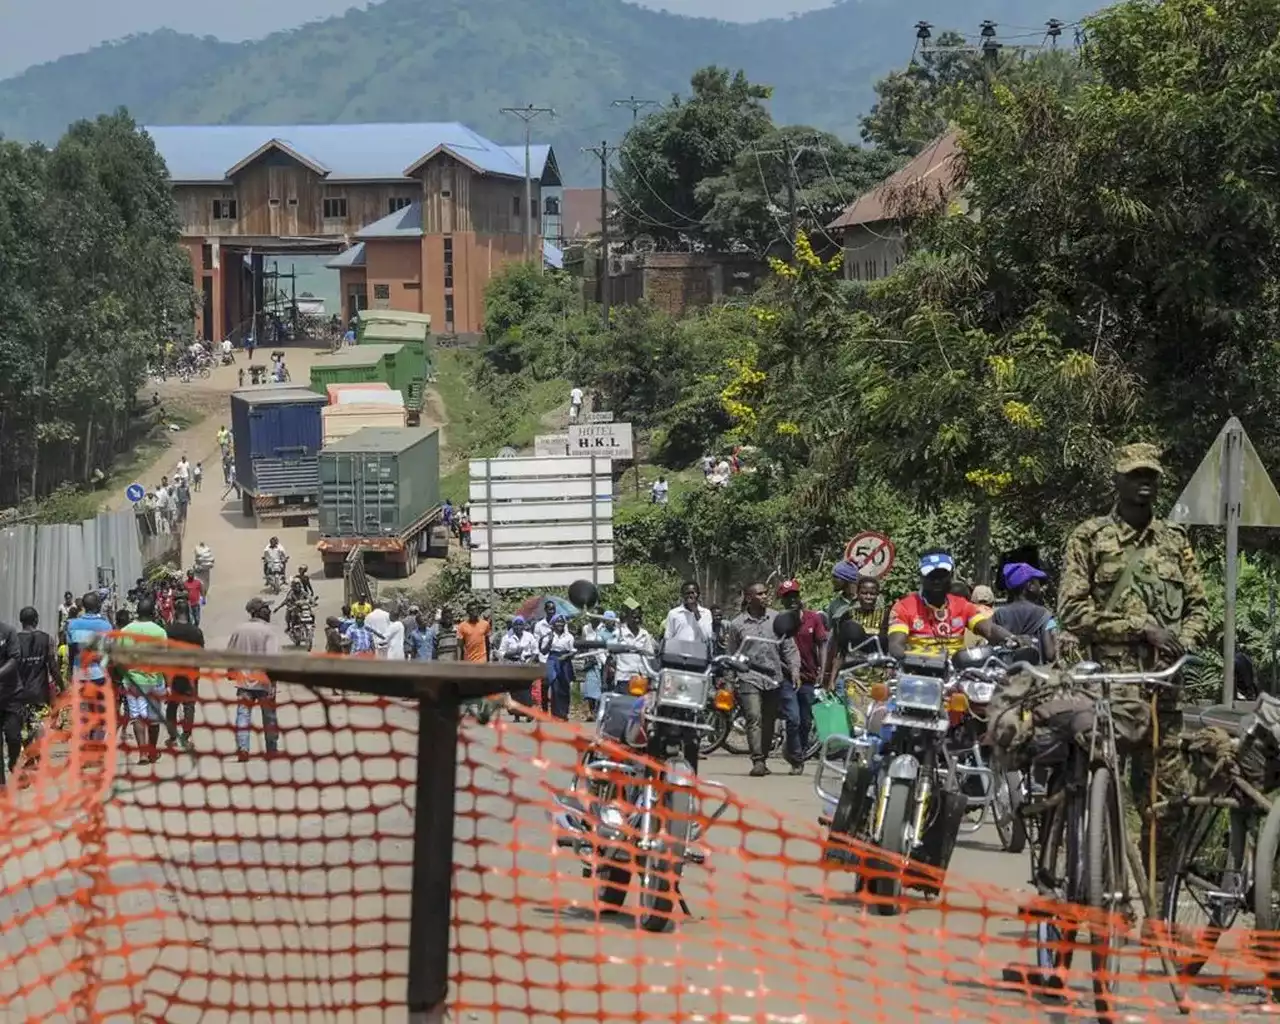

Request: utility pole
left=500, top=103, right=555, bottom=267
left=582, top=141, right=615, bottom=330
left=611, top=96, right=658, bottom=124
left=753, top=134, right=826, bottom=255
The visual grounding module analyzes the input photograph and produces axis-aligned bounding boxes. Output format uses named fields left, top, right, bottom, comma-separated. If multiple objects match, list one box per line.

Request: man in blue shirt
left=405, top=609, right=438, bottom=661
left=65, top=591, right=114, bottom=741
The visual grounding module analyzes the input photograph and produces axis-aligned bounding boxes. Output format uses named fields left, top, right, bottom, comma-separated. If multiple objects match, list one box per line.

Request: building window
left=444, top=293, right=454, bottom=331
left=201, top=244, right=213, bottom=271
left=442, top=189, right=451, bottom=198
left=404, top=281, right=420, bottom=290
left=443, top=235, right=454, bottom=293
left=444, top=274, right=453, bottom=289
left=388, top=196, right=413, bottom=214
left=544, top=196, right=560, bottom=215
left=268, top=197, right=281, bottom=208
left=288, top=196, right=299, bottom=207
left=212, top=199, right=237, bottom=221
left=512, top=195, right=521, bottom=217
left=322, top=197, right=348, bottom=219
left=373, top=284, right=391, bottom=300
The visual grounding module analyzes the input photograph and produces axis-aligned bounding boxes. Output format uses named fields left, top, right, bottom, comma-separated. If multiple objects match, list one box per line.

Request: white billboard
left=567, top=421, right=633, bottom=460
left=468, top=455, right=613, bottom=592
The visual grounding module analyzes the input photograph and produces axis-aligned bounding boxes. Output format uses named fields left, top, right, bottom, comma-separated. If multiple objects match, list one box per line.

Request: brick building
left=146, top=123, right=559, bottom=340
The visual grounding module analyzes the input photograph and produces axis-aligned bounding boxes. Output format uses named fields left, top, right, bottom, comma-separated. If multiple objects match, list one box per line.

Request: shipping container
left=333, top=389, right=404, bottom=408
left=322, top=402, right=409, bottom=446
left=326, top=382, right=391, bottom=404
left=308, top=344, right=405, bottom=394
left=229, top=386, right=327, bottom=522
left=355, top=313, right=432, bottom=415
left=317, top=428, right=441, bottom=578
left=358, top=321, right=427, bottom=344
left=358, top=309, right=432, bottom=327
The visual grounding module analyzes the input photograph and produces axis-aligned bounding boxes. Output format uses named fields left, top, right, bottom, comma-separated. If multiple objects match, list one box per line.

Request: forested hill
left=0, top=0, right=1098, bottom=182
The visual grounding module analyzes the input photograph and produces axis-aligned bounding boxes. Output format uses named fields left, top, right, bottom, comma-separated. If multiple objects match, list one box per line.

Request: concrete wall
left=840, top=222, right=907, bottom=283
left=610, top=252, right=769, bottom=317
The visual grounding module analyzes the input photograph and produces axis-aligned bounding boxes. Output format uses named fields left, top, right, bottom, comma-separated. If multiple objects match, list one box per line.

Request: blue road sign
left=125, top=483, right=145, bottom=503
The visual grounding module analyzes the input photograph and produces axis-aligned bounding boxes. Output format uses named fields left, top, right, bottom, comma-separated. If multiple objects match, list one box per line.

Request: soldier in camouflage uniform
left=1057, top=442, right=1210, bottom=880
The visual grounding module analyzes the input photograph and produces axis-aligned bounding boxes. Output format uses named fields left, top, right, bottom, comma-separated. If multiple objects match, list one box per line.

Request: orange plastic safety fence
left=2, top=645, right=1280, bottom=1023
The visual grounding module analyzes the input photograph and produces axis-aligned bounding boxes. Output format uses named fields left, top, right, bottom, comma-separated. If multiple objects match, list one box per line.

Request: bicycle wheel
left=1251, top=796, right=1280, bottom=990
left=1161, top=805, right=1249, bottom=977
left=1087, top=767, right=1125, bottom=1020
left=993, top=768, right=1027, bottom=854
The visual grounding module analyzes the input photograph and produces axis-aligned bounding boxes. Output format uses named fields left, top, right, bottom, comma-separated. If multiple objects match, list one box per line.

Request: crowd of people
left=132, top=453, right=203, bottom=534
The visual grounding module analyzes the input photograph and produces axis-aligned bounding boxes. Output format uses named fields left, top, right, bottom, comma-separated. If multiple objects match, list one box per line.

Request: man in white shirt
left=221, top=338, right=234, bottom=362
left=174, top=456, right=190, bottom=484
left=663, top=580, right=714, bottom=654
left=262, top=537, right=288, bottom=570
left=612, top=601, right=656, bottom=685
left=383, top=609, right=407, bottom=660
left=650, top=476, right=669, bottom=505
left=532, top=599, right=557, bottom=655
left=569, top=386, right=584, bottom=423
left=364, top=602, right=392, bottom=655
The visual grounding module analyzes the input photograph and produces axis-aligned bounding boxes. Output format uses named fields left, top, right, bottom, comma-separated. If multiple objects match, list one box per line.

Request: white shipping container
left=322, top=403, right=409, bottom=446
left=334, top=388, right=405, bottom=408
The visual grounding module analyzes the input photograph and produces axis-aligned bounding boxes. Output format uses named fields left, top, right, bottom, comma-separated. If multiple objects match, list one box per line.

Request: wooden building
left=146, top=123, right=560, bottom=340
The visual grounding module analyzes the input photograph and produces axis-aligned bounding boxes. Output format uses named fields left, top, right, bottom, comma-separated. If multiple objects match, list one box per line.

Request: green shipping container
left=309, top=343, right=406, bottom=394
left=318, top=427, right=441, bottom=538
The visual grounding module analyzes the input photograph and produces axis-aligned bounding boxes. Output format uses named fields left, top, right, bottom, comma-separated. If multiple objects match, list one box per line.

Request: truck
left=316, top=427, right=442, bottom=579
left=230, top=386, right=328, bottom=525
left=309, top=342, right=428, bottom=427
left=355, top=309, right=432, bottom=408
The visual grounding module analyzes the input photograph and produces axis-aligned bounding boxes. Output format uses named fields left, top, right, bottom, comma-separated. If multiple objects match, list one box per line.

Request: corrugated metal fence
left=0, top=511, right=146, bottom=633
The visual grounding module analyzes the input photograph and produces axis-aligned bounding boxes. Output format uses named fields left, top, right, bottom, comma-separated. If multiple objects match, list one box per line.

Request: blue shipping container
left=230, top=387, right=327, bottom=496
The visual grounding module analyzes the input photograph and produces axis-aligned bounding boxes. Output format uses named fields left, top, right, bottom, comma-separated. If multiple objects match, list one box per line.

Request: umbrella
left=516, top=594, right=579, bottom=620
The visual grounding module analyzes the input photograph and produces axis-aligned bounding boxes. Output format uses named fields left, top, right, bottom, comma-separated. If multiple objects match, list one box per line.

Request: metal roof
left=828, top=133, right=962, bottom=230
left=354, top=202, right=424, bottom=239
left=324, top=426, right=438, bottom=454
left=230, top=386, right=328, bottom=406
left=143, top=123, right=558, bottom=184
left=327, top=242, right=366, bottom=269
left=318, top=344, right=406, bottom=366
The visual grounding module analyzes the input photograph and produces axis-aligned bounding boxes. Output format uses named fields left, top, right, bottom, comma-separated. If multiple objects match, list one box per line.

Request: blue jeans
left=777, top=679, right=809, bottom=766
left=547, top=658, right=574, bottom=720
left=236, top=688, right=279, bottom=754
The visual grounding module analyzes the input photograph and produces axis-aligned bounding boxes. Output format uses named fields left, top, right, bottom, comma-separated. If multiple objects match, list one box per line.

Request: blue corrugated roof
left=327, top=242, right=367, bottom=269
left=355, top=203, right=423, bottom=240
left=143, top=123, right=556, bottom=184
left=543, top=240, right=564, bottom=270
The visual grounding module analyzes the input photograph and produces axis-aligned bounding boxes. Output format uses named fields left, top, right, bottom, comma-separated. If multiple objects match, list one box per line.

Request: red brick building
left=146, top=123, right=560, bottom=339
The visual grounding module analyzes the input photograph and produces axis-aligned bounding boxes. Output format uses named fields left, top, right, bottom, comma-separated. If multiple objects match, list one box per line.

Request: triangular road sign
left=1170, top=417, right=1280, bottom=527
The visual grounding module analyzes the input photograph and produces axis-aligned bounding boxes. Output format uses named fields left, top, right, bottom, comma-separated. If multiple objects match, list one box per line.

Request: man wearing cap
left=993, top=563, right=1058, bottom=663
left=1058, top=441, right=1209, bottom=879
left=887, top=551, right=1012, bottom=660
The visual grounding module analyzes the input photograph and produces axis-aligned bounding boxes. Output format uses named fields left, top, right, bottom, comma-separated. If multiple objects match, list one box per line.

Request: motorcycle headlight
left=964, top=679, right=996, bottom=705
left=895, top=675, right=944, bottom=713
left=657, top=670, right=709, bottom=710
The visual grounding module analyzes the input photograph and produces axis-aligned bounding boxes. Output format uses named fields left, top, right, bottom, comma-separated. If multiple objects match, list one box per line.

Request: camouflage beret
left=1114, top=442, right=1163, bottom=476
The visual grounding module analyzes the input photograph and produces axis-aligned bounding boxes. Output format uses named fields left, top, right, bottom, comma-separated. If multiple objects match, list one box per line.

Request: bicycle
left=1002, top=655, right=1196, bottom=1021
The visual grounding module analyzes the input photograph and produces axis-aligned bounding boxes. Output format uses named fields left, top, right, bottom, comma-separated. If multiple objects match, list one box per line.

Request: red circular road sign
left=843, top=531, right=896, bottom=579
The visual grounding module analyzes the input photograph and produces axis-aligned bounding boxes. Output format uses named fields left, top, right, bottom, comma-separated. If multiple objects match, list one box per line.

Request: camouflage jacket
left=1057, top=512, right=1209, bottom=671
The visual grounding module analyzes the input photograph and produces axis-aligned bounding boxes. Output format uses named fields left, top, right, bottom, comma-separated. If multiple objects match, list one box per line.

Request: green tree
left=612, top=67, right=773, bottom=245
left=697, top=125, right=900, bottom=256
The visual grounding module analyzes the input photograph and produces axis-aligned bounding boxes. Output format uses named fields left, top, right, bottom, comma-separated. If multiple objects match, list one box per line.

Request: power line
left=500, top=103, right=556, bottom=268
left=582, top=141, right=617, bottom=329
left=753, top=134, right=829, bottom=253
left=611, top=96, right=659, bottom=123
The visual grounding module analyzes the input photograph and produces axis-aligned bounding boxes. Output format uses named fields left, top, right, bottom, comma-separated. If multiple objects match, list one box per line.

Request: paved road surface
left=1, top=346, right=1256, bottom=1022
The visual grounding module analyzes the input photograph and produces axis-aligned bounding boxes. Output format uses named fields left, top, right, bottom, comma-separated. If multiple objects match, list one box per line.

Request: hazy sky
left=0, top=0, right=836, bottom=80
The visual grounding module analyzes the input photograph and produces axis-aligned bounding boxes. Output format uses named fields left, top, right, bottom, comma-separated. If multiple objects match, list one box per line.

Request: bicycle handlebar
left=1016, top=653, right=1200, bottom=687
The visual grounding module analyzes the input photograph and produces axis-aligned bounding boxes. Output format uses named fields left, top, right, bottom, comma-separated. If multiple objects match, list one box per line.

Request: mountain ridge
left=0, top=0, right=1099, bottom=183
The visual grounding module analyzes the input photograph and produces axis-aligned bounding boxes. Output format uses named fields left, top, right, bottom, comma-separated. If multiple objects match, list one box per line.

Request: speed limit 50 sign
left=843, top=531, right=895, bottom=579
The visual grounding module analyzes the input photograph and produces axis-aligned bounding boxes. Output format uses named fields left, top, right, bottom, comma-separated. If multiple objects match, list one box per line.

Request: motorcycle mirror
left=838, top=618, right=868, bottom=650
left=773, top=609, right=800, bottom=638
left=567, top=579, right=599, bottom=610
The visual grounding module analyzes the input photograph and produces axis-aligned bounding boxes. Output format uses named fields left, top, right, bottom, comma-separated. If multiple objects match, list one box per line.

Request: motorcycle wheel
left=596, top=863, right=631, bottom=908
left=723, top=711, right=750, bottom=756
left=199, top=365, right=211, bottom=379
left=699, top=709, right=730, bottom=756
left=638, top=765, right=694, bottom=933
left=867, top=779, right=913, bottom=917
left=993, top=769, right=1027, bottom=854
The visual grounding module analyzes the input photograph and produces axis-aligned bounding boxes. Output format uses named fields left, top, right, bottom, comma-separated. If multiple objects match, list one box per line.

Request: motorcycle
left=815, top=646, right=968, bottom=916
left=945, top=645, right=1030, bottom=853
left=263, top=562, right=286, bottom=595
left=286, top=600, right=316, bottom=651
left=554, top=633, right=752, bottom=932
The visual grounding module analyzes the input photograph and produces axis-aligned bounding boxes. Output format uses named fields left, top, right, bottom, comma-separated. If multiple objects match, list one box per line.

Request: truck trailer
left=229, top=386, right=327, bottom=525
left=316, top=427, right=442, bottom=578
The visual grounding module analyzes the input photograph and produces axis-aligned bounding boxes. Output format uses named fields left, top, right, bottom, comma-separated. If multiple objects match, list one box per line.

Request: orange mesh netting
left=3, top=646, right=1280, bottom=1022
